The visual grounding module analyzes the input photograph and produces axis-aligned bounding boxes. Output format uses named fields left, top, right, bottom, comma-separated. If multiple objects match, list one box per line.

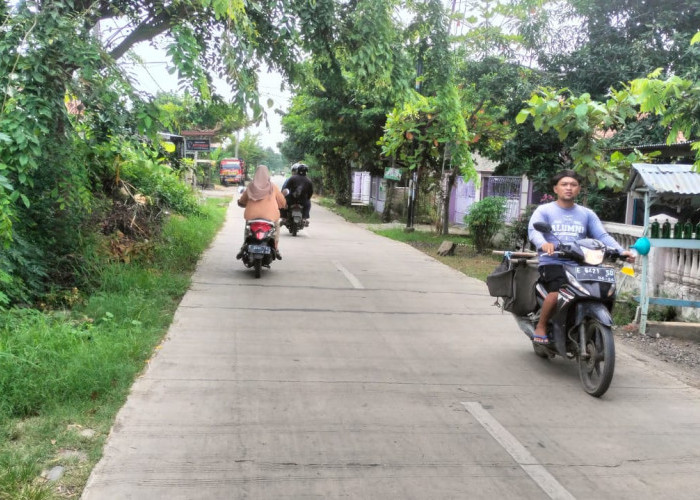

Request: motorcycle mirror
left=533, top=222, right=552, bottom=233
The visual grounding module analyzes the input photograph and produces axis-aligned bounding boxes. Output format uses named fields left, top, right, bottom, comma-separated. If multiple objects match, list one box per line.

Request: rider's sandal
left=532, top=333, right=550, bottom=345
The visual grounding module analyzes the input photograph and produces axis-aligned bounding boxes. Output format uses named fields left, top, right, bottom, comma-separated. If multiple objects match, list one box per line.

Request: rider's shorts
left=539, top=265, right=567, bottom=293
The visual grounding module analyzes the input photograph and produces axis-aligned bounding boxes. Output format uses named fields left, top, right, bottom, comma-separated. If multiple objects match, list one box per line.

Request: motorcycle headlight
left=581, top=247, right=604, bottom=266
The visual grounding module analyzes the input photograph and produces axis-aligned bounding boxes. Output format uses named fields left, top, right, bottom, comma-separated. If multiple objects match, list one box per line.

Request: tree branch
left=107, top=9, right=180, bottom=61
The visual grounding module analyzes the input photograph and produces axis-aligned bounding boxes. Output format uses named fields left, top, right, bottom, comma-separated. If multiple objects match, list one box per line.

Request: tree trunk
left=442, top=168, right=458, bottom=235
left=333, top=159, right=351, bottom=206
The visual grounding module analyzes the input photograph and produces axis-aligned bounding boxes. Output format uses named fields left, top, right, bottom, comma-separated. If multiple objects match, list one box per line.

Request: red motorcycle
left=238, top=219, right=278, bottom=278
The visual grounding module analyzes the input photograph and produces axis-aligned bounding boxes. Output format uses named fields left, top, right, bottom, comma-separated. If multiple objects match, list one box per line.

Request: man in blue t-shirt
left=527, top=169, right=635, bottom=344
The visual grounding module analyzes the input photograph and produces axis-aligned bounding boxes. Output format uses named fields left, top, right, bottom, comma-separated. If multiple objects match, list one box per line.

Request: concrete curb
left=645, top=321, right=700, bottom=341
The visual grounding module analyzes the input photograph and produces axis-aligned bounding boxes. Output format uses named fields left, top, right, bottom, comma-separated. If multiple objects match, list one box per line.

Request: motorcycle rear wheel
left=532, top=343, right=550, bottom=358
left=578, top=320, right=615, bottom=397
left=254, top=259, right=262, bottom=278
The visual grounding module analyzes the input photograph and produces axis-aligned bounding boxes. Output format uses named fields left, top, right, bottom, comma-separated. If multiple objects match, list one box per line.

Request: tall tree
left=281, top=0, right=413, bottom=204
left=541, top=0, right=700, bottom=98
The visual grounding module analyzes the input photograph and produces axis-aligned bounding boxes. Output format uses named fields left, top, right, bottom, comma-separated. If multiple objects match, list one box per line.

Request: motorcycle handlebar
left=494, top=247, right=623, bottom=261
left=492, top=251, right=537, bottom=258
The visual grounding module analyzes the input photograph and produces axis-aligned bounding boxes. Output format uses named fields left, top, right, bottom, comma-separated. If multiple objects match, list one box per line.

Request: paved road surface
left=82, top=197, right=700, bottom=499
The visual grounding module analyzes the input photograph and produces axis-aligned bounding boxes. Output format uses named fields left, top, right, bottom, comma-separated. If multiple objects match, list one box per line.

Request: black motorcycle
left=282, top=202, right=306, bottom=236
left=239, top=218, right=278, bottom=278
left=492, top=221, right=624, bottom=397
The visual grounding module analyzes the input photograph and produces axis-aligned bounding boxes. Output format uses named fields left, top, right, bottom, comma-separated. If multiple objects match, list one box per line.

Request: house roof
left=612, top=141, right=695, bottom=158
left=625, top=163, right=700, bottom=197
left=181, top=129, right=219, bottom=137
left=472, top=153, right=498, bottom=172
left=158, top=132, right=183, bottom=142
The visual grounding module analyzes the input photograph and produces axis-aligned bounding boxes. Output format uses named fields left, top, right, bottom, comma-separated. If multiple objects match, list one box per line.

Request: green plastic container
left=662, top=219, right=671, bottom=238
left=650, top=220, right=660, bottom=238
left=673, top=221, right=683, bottom=239
left=683, top=221, right=693, bottom=239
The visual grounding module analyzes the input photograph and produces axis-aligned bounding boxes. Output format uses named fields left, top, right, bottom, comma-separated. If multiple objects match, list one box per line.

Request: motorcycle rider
left=528, top=169, right=635, bottom=344
left=279, top=163, right=298, bottom=220
left=236, top=165, right=287, bottom=260
left=282, top=163, right=314, bottom=224
left=282, top=163, right=299, bottom=191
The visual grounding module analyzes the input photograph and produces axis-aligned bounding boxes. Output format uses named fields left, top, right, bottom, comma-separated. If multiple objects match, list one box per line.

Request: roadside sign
left=186, top=139, right=210, bottom=151
left=384, top=167, right=402, bottom=181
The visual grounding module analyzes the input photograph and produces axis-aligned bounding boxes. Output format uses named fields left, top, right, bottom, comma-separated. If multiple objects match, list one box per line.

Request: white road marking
left=462, top=401, right=576, bottom=500
left=333, top=261, right=364, bottom=289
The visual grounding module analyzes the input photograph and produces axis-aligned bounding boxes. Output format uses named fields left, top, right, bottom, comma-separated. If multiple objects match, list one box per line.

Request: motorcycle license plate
left=574, top=266, right=615, bottom=283
left=247, top=244, right=271, bottom=255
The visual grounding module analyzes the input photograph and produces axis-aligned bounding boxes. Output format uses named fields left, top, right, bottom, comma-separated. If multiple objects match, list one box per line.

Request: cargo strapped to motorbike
left=486, top=253, right=539, bottom=316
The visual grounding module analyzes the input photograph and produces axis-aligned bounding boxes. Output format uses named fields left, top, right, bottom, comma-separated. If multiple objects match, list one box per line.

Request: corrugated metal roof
left=623, top=140, right=694, bottom=150
left=626, top=163, right=700, bottom=195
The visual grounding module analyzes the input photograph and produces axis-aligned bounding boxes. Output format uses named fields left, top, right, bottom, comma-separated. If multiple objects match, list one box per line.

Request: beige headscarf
left=246, top=165, right=274, bottom=201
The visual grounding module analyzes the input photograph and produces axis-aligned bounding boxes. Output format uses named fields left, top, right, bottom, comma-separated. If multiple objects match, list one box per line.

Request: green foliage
left=281, top=0, right=422, bottom=202
left=380, top=86, right=476, bottom=179
left=316, top=197, right=383, bottom=224
left=119, top=149, right=202, bottom=217
left=506, top=203, right=537, bottom=251
left=629, top=73, right=700, bottom=171
left=516, top=87, right=643, bottom=189
left=613, top=293, right=678, bottom=325
left=455, top=58, right=562, bottom=186
left=154, top=92, right=246, bottom=140
left=612, top=293, right=637, bottom=326
left=0, top=198, right=225, bottom=420
left=463, top=196, right=507, bottom=253
left=453, top=0, right=555, bottom=63
left=540, top=0, right=700, bottom=98
left=0, top=198, right=226, bottom=497
left=221, top=131, right=267, bottom=170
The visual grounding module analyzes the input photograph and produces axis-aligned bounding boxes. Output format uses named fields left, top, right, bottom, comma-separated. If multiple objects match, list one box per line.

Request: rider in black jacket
left=283, top=163, right=314, bottom=222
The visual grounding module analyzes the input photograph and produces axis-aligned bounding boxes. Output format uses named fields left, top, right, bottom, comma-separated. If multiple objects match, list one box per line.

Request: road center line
left=333, top=261, right=364, bottom=289
left=462, top=402, right=576, bottom=500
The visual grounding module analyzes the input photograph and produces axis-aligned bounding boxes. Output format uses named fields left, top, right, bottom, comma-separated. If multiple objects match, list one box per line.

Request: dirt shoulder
left=615, top=325, right=700, bottom=389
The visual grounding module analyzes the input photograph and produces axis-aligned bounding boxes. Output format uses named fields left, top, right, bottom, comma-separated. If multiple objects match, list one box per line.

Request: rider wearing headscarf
left=237, top=165, right=287, bottom=257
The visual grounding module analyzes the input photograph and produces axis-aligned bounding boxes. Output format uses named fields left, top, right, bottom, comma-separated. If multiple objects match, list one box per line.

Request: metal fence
left=483, top=176, right=523, bottom=222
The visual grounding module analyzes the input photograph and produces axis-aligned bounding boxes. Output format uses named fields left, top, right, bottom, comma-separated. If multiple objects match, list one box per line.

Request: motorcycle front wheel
left=578, top=320, right=615, bottom=397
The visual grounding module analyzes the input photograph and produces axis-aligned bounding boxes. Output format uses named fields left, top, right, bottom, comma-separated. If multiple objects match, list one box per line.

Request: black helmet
left=297, top=163, right=309, bottom=176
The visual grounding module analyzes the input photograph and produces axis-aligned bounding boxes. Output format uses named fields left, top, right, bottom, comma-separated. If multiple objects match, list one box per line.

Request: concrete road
left=82, top=199, right=700, bottom=499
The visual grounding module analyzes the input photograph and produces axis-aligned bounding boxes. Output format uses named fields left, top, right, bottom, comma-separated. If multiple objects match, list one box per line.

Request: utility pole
left=406, top=43, right=424, bottom=233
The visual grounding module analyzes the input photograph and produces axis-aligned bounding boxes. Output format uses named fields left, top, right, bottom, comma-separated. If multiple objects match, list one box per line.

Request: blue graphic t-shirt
left=528, top=202, right=624, bottom=266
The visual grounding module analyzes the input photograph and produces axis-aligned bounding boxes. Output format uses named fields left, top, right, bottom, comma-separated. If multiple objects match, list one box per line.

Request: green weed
left=0, top=196, right=228, bottom=498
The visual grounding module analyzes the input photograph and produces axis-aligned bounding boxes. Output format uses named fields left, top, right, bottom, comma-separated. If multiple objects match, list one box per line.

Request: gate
left=449, top=177, right=477, bottom=224
left=483, top=176, right=522, bottom=222
left=351, top=171, right=371, bottom=205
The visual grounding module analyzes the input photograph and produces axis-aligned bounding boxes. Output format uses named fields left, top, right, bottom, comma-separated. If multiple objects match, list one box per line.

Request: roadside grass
left=373, top=228, right=502, bottom=281
left=0, top=196, right=229, bottom=499
left=315, top=197, right=501, bottom=280
left=316, top=197, right=384, bottom=224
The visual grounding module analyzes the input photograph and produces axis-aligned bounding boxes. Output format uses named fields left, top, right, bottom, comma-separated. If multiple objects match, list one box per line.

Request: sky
left=123, top=40, right=291, bottom=152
